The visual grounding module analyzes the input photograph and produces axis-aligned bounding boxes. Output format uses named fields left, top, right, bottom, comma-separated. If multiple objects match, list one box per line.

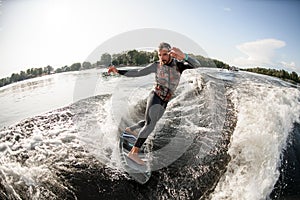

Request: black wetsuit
left=118, top=56, right=201, bottom=148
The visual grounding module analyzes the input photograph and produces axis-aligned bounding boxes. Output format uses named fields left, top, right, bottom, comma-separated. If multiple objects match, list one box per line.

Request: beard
left=162, top=60, right=168, bottom=64
left=160, top=56, right=171, bottom=65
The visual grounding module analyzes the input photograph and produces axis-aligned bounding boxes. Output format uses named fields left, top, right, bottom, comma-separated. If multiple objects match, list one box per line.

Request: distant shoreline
left=1, top=50, right=299, bottom=88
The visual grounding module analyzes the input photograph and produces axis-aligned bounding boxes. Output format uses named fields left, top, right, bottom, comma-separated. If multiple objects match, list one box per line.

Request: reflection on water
left=0, top=69, right=106, bottom=128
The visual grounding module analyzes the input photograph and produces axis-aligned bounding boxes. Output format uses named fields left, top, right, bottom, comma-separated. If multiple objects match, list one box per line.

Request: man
left=108, top=42, right=201, bottom=165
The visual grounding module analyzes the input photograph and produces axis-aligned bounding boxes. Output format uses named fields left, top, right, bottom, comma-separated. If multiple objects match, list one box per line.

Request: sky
left=0, top=0, right=299, bottom=78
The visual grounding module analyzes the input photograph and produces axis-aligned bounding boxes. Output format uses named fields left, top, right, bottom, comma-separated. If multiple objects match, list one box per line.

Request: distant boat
left=230, top=66, right=239, bottom=71
left=101, top=71, right=120, bottom=78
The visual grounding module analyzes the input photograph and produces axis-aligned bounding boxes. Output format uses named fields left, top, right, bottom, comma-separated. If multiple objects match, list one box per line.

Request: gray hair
left=158, top=42, right=171, bottom=51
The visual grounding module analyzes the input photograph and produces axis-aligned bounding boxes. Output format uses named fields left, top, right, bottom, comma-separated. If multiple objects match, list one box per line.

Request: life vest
left=154, top=59, right=181, bottom=101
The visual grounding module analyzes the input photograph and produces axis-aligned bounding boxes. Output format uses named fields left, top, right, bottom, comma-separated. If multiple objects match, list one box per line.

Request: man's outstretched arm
left=109, top=62, right=157, bottom=77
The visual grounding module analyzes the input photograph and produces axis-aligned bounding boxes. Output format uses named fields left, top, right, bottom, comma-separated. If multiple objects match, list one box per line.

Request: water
left=0, top=68, right=112, bottom=129
left=0, top=68, right=299, bottom=199
left=210, top=72, right=300, bottom=199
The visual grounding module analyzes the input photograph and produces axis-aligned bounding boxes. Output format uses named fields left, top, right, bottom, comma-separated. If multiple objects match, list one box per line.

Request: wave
left=210, top=72, right=300, bottom=200
left=0, top=69, right=299, bottom=199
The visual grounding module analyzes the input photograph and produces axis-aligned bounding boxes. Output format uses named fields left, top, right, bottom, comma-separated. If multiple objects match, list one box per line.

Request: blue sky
left=0, top=0, right=299, bottom=78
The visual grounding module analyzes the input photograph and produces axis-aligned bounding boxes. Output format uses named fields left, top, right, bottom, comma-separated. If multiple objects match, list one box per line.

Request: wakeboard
left=119, top=131, right=151, bottom=184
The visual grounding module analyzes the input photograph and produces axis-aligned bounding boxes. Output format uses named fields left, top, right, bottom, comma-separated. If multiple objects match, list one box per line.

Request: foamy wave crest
left=210, top=75, right=300, bottom=200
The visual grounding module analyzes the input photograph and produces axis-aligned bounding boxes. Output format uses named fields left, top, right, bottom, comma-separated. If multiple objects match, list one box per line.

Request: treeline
left=241, top=67, right=300, bottom=84
left=97, top=50, right=159, bottom=66
left=0, top=66, right=54, bottom=87
left=1, top=49, right=299, bottom=88
left=193, top=55, right=230, bottom=69
left=104, top=50, right=230, bottom=69
left=0, top=62, right=94, bottom=88
left=0, top=49, right=235, bottom=88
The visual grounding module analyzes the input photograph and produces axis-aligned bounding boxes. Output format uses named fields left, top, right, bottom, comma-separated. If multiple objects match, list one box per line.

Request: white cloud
left=234, top=38, right=286, bottom=67
left=0, top=1, right=2, bottom=15
left=223, top=7, right=231, bottom=12
left=280, top=61, right=297, bottom=71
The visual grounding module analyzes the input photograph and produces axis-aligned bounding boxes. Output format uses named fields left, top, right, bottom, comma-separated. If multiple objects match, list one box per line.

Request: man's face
left=158, top=49, right=171, bottom=65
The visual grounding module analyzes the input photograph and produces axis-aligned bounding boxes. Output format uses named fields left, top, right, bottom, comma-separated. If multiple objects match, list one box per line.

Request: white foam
left=211, top=79, right=300, bottom=200
left=73, top=94, right=122, bottom=168
left=0, top=108, right=82, bottom=198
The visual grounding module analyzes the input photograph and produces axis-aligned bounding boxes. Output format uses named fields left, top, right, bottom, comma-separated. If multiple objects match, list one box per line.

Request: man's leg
left=128, top=92, right=167, bottom=165
left=125, top=121, right=145, bottom=136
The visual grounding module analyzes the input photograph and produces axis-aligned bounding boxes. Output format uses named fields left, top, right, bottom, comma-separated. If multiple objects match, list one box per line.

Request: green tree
left=100, top=53, right=112, bottom=66
left=55, top=68, right=63, bottom=73
left=0, top=77, right=10, bottom=87
left=0, top=78, right=5, bottom=87
left=290, top=71, right=299, bottom=83
left=111, top=59, right=119, bottom=66
left=111, top=53, right=120, bottom=66
left=26, top=68, right=31, bottom=75
left=126, top=50, right=139, bottom=65
left=37, top=68, right=43, bottom=76
left=19, top=71, right=27, bottom=81
left=10, top=73, right=20, bottom=83
left=70, top=63, right=81, bottom=71
left=63, top=66, right=71, bottom=72
left=117, top=53, right=128, bottom=66
left=82, top=61, right=92, bottom=69
left=44, top=65, right=54, bottom=74
left=136, top=51, right=149, bottom=65
left=151, top=50, right=159, bottom=62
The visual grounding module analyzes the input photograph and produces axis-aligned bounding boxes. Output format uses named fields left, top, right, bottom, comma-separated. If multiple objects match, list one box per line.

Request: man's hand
left=108, top=66, right=118, bottom=74
left=169, top=47, right=185, bottom=61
